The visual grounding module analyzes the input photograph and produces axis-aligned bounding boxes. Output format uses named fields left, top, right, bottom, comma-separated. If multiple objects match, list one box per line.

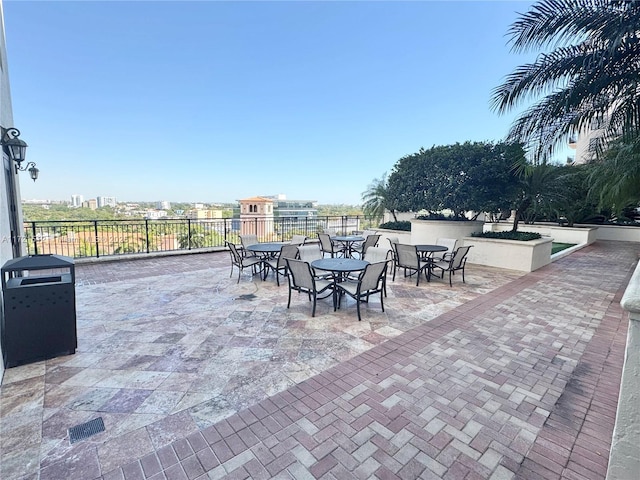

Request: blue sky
left=5, top=0, right=540, bottom=205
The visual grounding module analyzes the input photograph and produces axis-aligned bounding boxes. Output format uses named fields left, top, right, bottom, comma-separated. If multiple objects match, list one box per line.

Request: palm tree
left=361, top=173, right=398, bottom=223
left=492, top=0, right=640, bottom=162
left=511, top=163, right=565, bottom=231
left=587, top=136, right=640, bottom=213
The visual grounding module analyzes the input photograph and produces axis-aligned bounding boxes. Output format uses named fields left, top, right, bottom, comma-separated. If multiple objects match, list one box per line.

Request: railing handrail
left=22, top=215, right=379, bottom=260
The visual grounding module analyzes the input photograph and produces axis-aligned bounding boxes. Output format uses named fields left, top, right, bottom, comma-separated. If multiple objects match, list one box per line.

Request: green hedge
left=471, top=231, right=542, bottom=241
left=415, top=213, right=471, bottom=221
left=379, top=221, right=411, bottom=231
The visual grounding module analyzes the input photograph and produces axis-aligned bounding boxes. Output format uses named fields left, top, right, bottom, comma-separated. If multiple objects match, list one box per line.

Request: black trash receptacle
left=1, top=254, right=77, bottom=368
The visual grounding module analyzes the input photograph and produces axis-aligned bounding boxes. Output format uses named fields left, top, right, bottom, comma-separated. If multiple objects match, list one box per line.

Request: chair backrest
left=239, top=234, right=258, bottom=249
left=226, top=241, right=242, bottom=263
left=450, top=245, right=472, bottom=269
left=395, top=244, right=420, bottom=268
left=290, top=235, right=307, bottom=245
left=358, top=261, right=387, bottom=292
left=387, top=237, right=399, bottom=249
left=317, top=233, right=334, bottom=253
left=278, top=244, right=300, bottom=267
left=436, top=238, right=457, bottom=256
left=286, top=258, right=315, bottom=291
left=363, top=246, right=391, bottom=263
left=361, top=234, right=380, bottom=253
left=361, top=229, right=377, bottom=238
left=298, top=244, right=322, bottom=263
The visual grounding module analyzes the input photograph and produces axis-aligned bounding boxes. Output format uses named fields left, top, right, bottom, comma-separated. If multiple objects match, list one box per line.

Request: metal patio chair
left=334, top=261, right=388, bottom=321
left=225, top=241, right=263, bottom=283
left=285, top=258, right=334, bottom=317
left=431, top=245, right=472, bottom=287
left=263, top=243, right=299, bottom=286
left=393, top=243, right=431, bottom=286
left=317, top=233, right=341, bottom=258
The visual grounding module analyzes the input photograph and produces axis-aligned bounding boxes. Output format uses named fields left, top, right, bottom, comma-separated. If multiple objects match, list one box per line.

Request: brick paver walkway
left=94, top=241, right=634, bottom=479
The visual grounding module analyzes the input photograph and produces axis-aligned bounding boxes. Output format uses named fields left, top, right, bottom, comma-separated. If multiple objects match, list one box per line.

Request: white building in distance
left=71, top=194, right=84, bottom=207
left=97, top=196, right=117, bottom=208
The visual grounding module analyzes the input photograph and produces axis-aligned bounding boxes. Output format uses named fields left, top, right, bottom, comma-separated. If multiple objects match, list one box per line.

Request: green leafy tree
left=587, top=138, right=640, bottom=215
left=361, top=173, right=398, bottom=223
left=510, top=163, right=565, bottom=231
left=178, top=226, right=210, bottom=249
left=492, top=0, right=640, bottom=162
left=387, top=142, right=524, bottom=218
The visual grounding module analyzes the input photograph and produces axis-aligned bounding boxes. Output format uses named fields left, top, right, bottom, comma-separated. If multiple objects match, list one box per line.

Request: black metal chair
left=387, top=237, right=400, bottom=278
left=225, top=241, right=263, bottom=283
left=239, top=234, right=259, bottom=257
left=263, top=244, right=299, bottom=286
left=362, top=246, right=392, bottom=296
left=393, top=243, right=431, bottom=286
left=317, top=233, right=341, bottom=258
left=285, top=258, right=334, bottom=317
left=434, top=238, right=457, bottom=262
left=351, top=234, right=380, bottom=259
left=431, top=245, right=472, bottom=287
left=334, top=261, right=388, bottom=321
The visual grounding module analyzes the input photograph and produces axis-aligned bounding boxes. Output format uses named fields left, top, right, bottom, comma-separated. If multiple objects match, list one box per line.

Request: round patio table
left=246, top=242, right=287, bottom=256
left=331, top=235, right=365, bottom=258
left=415, top=245, right=448, bottom=282
left=246, top=243, right=287, bottom=280
left=311, top=258, right=369, bottom=309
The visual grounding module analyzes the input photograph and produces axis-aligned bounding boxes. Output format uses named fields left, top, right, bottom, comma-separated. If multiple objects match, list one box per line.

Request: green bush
left=379, top=221, right=411, bottom=231
left=471, top=231, right=542, bottom=241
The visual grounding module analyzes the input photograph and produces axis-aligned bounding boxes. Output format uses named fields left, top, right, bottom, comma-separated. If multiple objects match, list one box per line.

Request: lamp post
left=1, top=127, right=37, bottom=181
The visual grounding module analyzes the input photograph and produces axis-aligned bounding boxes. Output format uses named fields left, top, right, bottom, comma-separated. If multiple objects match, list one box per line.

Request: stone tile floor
left=0, top=241, right=636, bottom=479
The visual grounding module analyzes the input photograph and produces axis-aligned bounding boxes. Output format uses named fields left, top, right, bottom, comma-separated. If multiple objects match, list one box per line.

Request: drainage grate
left=68, top=417, right=105, bottom=444
left=236, top=293, right=257, bottom=301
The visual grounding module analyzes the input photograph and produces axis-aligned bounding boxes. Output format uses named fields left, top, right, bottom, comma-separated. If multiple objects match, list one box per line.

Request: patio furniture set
left=225, top=233, right=473, bottom=320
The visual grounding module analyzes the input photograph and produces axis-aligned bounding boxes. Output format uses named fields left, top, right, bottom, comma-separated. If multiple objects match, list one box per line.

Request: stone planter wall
left=608, top=262, right=640, bottom=478
left=580, top=224, right=640, bottom=243
left=371, top=228, right=411, bottom=247
left=463, top=236, right=553, bottom=272
left=410, top=219, right=484, bottom=245
left=486, top=223, right=597, bottom=245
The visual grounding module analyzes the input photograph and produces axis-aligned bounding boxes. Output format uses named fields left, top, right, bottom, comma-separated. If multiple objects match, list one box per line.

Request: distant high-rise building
left=83, top=199, right=97, bottom=210
left=71, top=194, right=84, bottom=208
left=157, top=200, right=171, bottom=210
left=97, top=196, right=117, bottom=208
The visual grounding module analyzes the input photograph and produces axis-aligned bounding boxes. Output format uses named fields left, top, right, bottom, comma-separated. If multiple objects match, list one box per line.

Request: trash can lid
left=2, top=254, right=74, bottom=271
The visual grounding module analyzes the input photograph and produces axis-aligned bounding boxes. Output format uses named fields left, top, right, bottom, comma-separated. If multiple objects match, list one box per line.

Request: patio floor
left=0, top=241, right=635, bottom=479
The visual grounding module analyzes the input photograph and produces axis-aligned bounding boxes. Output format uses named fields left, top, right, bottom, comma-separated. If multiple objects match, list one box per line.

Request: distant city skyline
left=6, top=1, right=543, bottom=205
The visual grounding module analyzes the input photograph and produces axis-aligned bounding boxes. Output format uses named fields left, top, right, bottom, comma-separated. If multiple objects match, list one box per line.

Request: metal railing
left=22, top=216, right=376, bottom=259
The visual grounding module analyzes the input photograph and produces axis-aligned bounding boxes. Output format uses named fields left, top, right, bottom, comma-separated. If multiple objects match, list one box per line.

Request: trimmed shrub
left=379, top=221, right=411, bottom=231
left=471, top=231, right=542, bottom=241
left=415, top=213, right=471, bottom=221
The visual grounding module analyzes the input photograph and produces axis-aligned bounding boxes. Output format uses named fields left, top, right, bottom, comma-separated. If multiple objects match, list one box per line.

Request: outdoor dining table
left=415, top=244, right=448, bottom=282
left=331, top=235, right=365, bottom=258
left=311, top=257, right=369, bottom=308
left=245, top=242, right=287, bottom=258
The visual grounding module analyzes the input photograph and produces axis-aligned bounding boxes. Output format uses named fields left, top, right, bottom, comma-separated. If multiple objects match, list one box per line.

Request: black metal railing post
left=31, top=222, right=38, bottom=255
left=145, top=219, right=150, bottom=254
left=187, top=218, right=192, bottom=250
left=94, top=221, right=100, bottom=258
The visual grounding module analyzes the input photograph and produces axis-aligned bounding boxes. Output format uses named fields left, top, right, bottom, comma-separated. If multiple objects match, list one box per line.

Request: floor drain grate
left=68, top=417, right=105, bottom=444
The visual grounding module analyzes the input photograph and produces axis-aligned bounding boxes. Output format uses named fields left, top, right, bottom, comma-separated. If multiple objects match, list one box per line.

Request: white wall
left=0, top=0, right=20, bottom=383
